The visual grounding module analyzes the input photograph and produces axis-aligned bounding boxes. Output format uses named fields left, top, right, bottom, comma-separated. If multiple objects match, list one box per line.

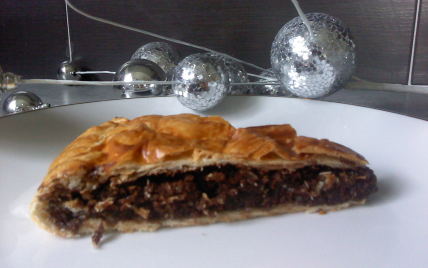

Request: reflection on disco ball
left=131, top=42, right=180, bottom=81
left=271, top=13, right=356, bottom=98
left=207, top=53, right=251, bottom=95
left=253, top=68, right=293, bottom=96
left=173, top=53, right=229, bottom=111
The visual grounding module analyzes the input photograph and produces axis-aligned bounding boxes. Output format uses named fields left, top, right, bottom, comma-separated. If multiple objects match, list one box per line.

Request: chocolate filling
left=42, top=165, right=377, bottom=235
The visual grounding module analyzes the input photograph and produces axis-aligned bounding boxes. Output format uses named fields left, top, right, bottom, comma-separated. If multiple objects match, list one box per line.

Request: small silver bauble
left=207, top=53, right=251, bottom=95
left=173, top=53, right=229, bottom=111
left=271, top=13, right=356, bottom=98
left=253, top=68, right=293, bottom=96
left=3, top=91, right=49, bottom=114
left=113, top=59, right=167, bottom=96
left=131, top=42, right=180, bottom=81
left=57, top=61, right=82, bottom=81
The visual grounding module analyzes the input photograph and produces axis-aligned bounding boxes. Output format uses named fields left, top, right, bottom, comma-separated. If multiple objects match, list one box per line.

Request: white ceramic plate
left=1, top=96, right=427, bottom=268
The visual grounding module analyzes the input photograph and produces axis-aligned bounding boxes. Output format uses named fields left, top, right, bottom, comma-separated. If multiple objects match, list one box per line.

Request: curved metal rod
left=64, top=0, right=267, bottom=72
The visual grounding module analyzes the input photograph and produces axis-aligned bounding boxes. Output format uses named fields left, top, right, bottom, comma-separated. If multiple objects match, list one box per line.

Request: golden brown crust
left=30, top=114, right=370, bottom=237
left=38, top=114, right=368, bottom=187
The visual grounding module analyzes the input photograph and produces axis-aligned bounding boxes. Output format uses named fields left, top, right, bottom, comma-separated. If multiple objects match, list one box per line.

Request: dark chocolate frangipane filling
left=42, top=165, right=377, bottom=235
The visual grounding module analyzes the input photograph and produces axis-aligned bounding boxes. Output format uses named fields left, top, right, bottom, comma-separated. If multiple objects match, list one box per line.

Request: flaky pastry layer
left=36, top=114, right=367, bottom=188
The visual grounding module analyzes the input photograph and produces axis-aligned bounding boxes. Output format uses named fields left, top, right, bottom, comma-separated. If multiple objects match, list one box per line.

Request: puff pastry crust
left=30, top=114, right=377, bottom=243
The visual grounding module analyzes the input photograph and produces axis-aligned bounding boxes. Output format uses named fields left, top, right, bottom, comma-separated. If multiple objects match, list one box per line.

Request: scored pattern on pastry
left=45, top=114, right=367, bottom=186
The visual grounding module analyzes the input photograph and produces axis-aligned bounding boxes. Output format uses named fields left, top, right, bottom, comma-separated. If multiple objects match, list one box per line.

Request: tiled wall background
left=0, top=0, right=426, bottom=85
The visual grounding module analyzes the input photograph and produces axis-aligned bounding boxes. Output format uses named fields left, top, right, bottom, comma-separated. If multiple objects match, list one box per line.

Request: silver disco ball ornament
left=173, top=53, right=229, bottom=111
left=3, top=91, right=49, bottom=114
left=113, top=59, right=167, bottom=96
left=57, top=61, right=82, bottom=81
left=207, top=53, right=251, bottom=95
left=271, top=13, right=356, bottom=99
left=253, top=68, right=293, bottom=96
left=131, top=42, right=180, bottom=81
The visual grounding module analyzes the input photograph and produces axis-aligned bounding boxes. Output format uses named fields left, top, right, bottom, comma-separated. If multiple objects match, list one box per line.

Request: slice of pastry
left=30, top=114, right=377, bottom=245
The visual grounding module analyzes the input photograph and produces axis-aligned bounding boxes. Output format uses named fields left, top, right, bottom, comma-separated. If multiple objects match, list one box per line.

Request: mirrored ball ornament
left=113, top=59, right=167, bottom=96
left=173, top=53, right=229, bottom=111
left=3, top=91, right=49, bottom=114
left=131, top=42, right=180, bottom=81
left=271, top=13, right=356, bottom=99
left=253, top=68, right=293, bottom=96
left=57, top=61, right=82, bottom=81
left=207, top=53, right=251, bottom=95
